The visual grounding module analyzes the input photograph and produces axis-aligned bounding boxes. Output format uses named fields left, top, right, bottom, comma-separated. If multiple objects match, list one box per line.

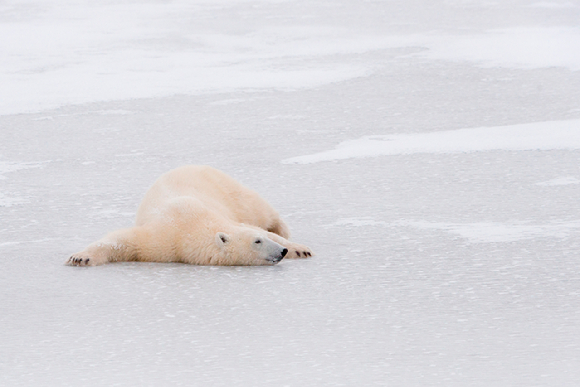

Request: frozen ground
left=2, top=0, right=580, bottom=385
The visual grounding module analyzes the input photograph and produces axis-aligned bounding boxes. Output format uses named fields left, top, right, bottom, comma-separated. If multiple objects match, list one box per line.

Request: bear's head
left=214, top=227, right=288, bottom=265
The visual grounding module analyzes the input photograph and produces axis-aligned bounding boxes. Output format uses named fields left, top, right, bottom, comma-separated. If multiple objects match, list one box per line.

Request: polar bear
left=67, top=165, right=313, bottom=266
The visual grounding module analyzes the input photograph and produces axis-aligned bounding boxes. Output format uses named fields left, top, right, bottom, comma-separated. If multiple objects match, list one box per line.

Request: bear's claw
left=67, top=256, right=91, bottom=266
left=284, top=243, right=313, bottom=259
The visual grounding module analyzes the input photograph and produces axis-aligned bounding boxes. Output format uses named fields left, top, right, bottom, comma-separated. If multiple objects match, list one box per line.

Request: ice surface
left=2, top=0, right=580, bottom=386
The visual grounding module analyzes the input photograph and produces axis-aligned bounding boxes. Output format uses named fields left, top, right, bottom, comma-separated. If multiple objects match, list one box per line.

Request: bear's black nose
left=281, top=248, right=288, bottom=258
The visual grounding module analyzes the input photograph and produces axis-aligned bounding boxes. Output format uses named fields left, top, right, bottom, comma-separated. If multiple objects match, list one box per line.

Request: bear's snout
left=268, top=247, right=288, bottom=264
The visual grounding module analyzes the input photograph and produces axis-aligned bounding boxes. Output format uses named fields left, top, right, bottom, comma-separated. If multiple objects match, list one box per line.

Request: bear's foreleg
left=66, top=227, right=148, bottom=266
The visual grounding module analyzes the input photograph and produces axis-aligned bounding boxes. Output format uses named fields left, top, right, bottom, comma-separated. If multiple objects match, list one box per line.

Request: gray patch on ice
left=96, top=109, right=135, bottom=115
left=324, top=217, right=388, bottom=228
left=0, top=161, right=47, bottom=206
left=209, top=98, right=253, bottom=106
left=32, top=110, right=135, bottom=121
left=91, top=209, right=135, bottom=219
left=116, top=151, right=146, bottom=157
left=0, top=238, right=57, bottom=248
left=284, top=119, right=580, bottom=164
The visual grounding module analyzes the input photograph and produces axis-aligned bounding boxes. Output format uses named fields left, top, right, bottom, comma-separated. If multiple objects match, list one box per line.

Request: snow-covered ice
left=2, top=0, right=580, bottom=386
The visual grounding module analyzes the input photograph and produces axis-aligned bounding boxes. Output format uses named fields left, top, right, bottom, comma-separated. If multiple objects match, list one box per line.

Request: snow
left=3, top=2, right=580, bottom=116
left=421, top=27, right=580, bottom=71
left=283, top=119, right=580, bottom=164
left=400, top=220, right=580, bottom=243
left=531, top=2, right=580, bottom=9
left=0, top=1, right=393, bottom=115
left=2, top=0, right=580, bottom=386
left=326, top=218, right=580, bottom=243
left=537, top=176, right=580, bottom=186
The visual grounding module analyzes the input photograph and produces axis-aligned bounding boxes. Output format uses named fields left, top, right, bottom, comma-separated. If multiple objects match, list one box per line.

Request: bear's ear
left=215, top=232, right=230, bottom=248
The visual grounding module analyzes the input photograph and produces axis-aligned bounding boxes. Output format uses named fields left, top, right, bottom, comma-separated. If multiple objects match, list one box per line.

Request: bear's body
left=67, top=165, right=312, bottom=266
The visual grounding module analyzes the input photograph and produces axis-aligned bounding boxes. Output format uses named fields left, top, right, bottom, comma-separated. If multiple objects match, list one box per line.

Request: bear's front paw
left=66, top=254, right=93, bottom=266
left=66, top=250, right=109, bottom=266
left=287, top=243, right=314, bottom=259
left=66, top=244, right=112, bottom=267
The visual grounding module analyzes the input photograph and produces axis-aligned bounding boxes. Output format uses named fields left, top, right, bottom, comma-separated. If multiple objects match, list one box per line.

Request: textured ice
left=2, top=0, right=580, bottom=386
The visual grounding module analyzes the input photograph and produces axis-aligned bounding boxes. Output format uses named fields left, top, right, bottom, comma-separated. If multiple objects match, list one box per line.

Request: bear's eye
left=254, top=239, right=262, bottom=244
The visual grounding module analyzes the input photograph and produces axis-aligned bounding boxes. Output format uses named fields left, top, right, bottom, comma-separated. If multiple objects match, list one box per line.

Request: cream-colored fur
left=67, top=165, right=313, bottom=266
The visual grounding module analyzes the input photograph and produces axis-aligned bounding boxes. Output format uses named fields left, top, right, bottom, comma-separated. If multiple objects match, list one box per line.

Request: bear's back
left=135, top=165, right=278, bottom=229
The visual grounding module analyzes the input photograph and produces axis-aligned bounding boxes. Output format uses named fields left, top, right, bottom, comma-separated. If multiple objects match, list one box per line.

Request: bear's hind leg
left=267, top=218, right=291, bottom=239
